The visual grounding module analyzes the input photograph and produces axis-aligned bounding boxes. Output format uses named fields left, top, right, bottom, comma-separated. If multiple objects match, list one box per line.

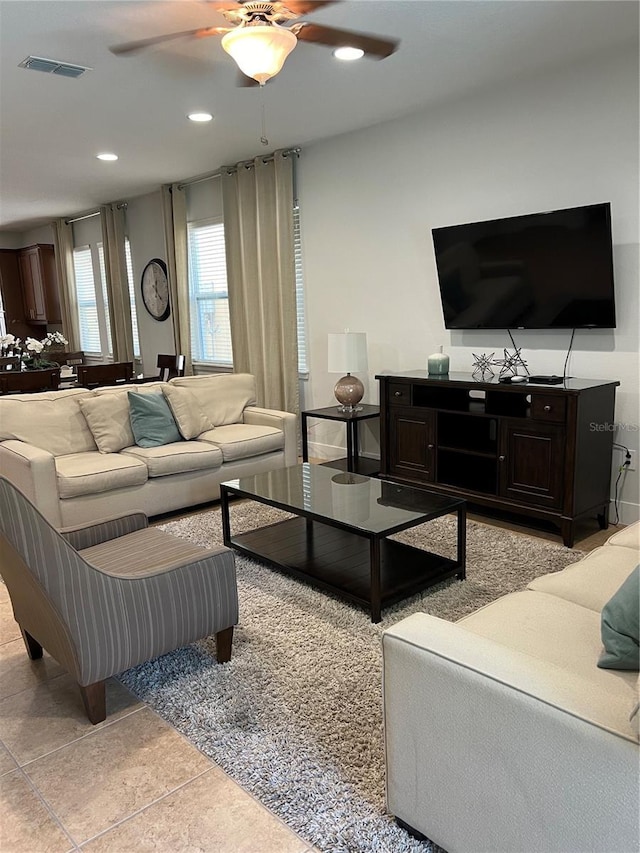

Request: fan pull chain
left=260, top=89, right=269, bottom=147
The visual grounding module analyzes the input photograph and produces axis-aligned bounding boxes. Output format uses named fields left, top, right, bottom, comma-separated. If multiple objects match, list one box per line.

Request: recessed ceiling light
left=188, top=112, right=213, bottom=123
left=96, top=152, right=118, bottom=161
left=333, top=46, right=364, bottom=62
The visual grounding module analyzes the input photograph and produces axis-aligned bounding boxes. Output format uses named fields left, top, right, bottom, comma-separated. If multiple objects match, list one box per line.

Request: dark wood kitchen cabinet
left=378, top=371, right=619, bottom=547
left=18, top=244, right=60, bottom=325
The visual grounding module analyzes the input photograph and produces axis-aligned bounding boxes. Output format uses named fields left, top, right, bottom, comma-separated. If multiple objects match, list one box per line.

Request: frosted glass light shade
left=327, top=332, right=368, bottom=373
left=221, top=25, right=297, bottom=85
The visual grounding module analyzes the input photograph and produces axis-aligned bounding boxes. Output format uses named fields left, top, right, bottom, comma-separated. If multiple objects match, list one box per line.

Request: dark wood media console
left=376, top=371, right=619, bottom=547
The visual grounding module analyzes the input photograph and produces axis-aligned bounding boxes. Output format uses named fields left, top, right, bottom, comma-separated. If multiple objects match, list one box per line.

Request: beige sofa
left=0, top=373, right=297, bottom=527
left=383, top=522, right=640, bottom=853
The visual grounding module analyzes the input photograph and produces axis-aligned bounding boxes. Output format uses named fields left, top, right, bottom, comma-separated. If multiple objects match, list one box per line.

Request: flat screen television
left=432, top=202, right=616, bottom=329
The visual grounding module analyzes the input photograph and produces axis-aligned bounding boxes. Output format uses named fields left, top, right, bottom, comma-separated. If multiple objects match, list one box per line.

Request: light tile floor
left=0, top=503, right=612, bottom=853
left=0, top=581, right=315, bottom=853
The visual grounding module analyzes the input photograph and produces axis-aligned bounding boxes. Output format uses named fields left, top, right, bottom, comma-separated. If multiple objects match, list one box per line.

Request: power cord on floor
left=612, top=444, right=632, bottom=525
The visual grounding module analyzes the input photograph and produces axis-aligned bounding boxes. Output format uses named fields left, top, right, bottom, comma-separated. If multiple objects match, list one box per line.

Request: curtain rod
left=178, top=146, right=301, bottom=190
left=65, top=201, right=127, bottom=225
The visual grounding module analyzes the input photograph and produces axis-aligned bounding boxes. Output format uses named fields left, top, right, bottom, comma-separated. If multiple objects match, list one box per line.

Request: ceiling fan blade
left=281, top=1, right=339, bottom=14
left=109, top=27, right=229, bottom=56
left=293, top=22, right=398, bottom=59
left=205, top=1, right=336, bottom=13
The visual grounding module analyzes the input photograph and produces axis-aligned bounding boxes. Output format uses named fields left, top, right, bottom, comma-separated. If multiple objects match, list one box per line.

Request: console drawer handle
left=427, top=444, right=434, bottom=450
left=394, top=390, right=403, bottom=397
left=499, top=455, right=506, bottom=462
left=544, top=405, right=552, bottom=412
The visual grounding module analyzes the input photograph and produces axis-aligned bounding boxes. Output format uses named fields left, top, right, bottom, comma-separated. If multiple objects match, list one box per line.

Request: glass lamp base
left=334, top=373, right=364, bottom=411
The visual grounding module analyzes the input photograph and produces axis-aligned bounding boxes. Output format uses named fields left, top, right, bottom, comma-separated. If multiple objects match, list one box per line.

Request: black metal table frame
left=301, top=405, right=380, bottom=474
left=220, top=479, right=466, bottom=623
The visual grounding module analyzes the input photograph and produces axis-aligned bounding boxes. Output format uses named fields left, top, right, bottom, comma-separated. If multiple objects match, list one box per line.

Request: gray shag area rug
left=119, top=502, right=584, bottom=853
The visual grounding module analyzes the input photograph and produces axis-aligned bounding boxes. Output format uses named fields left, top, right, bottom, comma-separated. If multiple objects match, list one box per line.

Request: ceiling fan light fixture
left=333, top=46, right=364, bottom=61
left=221, top=24, right=297, bottom=85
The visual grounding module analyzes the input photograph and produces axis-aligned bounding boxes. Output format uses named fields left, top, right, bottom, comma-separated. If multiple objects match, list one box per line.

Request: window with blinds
left=74, top=239, right=139, bottom=359
left=187, top=205, right=308, bottom=372
left=124, top=240, right=141, bottom=358
left=187, top=219, right=233, bottom=365
left=96, top=244, right=113, bottom=356
left=293, top=202, right=308, bottom=374
left=72, top=246, right=101, bottom=354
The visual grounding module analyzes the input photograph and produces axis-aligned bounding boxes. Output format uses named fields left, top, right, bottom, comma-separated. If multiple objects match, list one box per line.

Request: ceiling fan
left=109, top=0, right=399, bottom=85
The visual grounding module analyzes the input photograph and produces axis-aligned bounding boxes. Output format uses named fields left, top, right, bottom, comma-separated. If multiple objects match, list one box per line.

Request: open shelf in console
left=437, top=449, right=497, bottom=495
left=485, top=390, right=531, bottom=418
left=438, top=412, right=498, bottom=454
left=412, top=385, right=472, bottom=412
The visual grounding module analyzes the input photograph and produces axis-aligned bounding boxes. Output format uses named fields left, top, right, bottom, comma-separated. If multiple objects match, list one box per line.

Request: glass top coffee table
left=220, top=463, right=466, bottom=623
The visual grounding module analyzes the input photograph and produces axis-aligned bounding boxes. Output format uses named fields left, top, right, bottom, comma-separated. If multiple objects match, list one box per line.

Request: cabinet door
left=19, top=247, right=47, bottom=323
left=389, top=407, right=435, bottom=481
left=499, top=422, right=565, bottom=509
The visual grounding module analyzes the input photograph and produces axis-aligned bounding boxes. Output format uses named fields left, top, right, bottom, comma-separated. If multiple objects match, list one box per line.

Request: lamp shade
left=328, top=332, right=367, bottom=373
left=221, top=24, right=297, bottom=85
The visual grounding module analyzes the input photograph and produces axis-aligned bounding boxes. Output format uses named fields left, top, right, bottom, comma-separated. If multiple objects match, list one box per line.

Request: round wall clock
left=141, top=258, right=170, bottom=321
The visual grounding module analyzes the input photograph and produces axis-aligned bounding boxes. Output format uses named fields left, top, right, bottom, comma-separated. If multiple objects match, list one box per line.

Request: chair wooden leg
left=215, top=626, right=233, bottom=663
left=79, top=681, right=106, bottom=725
left=20, top=628, right=43, bottom=660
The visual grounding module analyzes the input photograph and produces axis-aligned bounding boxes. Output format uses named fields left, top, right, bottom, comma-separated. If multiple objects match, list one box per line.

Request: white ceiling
left=0, top=1, right=636, bottom=232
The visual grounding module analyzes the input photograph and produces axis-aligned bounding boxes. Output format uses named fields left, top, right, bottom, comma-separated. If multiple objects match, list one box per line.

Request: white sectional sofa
left=0, top=373, right=297, bottom=527
left=383, top=521, right=640, bottom=853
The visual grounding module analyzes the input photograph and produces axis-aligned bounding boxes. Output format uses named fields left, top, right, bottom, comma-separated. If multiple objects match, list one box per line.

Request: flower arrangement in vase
left=1, top=332, right=68, bottom=370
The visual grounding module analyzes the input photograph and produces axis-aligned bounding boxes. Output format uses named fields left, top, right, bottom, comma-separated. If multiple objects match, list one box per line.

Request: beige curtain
left=161, top=184, right=192, bottom=374
left=221, top=150, right=298, bottom=414
left=51, top=219, right=80, bottom=350
left=100, top=204, right=134, bottom=362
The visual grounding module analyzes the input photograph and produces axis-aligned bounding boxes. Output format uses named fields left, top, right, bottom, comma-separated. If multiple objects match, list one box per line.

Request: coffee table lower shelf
left=225, top=516, right=462, bottom=621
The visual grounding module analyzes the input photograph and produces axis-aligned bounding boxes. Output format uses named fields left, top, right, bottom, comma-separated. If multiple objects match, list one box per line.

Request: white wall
left=126, top=190, right=174, bottom=373
left=298, top=48, right=639, bottom=522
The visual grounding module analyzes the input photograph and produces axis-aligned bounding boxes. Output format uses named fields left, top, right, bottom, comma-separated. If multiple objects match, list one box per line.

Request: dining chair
left=76, top=361, right=134, bottom=388
left=0, top=356, right=21, bottom=372
left=156, top=354, right=186, bottom=381
left=0, top=476, right=239, bottom=724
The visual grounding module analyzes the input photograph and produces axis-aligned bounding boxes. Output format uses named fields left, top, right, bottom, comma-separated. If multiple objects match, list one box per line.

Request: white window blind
left=293, top=202, right=308, bottom=374
left=96, top=244, right=113, bottom=356
left=187, top=219, right=233, bottom=365
left=124, top=239, right=141, bottom=358
left=73, top=246, right=101, bottom=353
left=0, top=287, right=6, bottom=337
left=187, top=203, right=308, bottom=372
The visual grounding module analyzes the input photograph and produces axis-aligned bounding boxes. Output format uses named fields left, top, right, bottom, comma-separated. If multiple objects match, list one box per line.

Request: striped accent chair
left=0, top=476, right=238, bottom=724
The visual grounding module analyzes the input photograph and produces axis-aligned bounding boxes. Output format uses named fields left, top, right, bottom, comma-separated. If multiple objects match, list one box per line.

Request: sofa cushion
left=458, top=590, right=639, bottom=742
left=598, top=567, right=640, bottom=671
left=78, top=393, right=134, bottom=453
left=56, top=452, right=148, bottom=499
left=128, top=391, right=182, bottom=448
left=169, top=373, right=256, bottom=427
left=162, top=384, right=214, bottom=440
left=0, top=389, right=97, bottom=456
left=606, top=522, right=640, bottom=551
left=527, top=546, right=639, bottom=613
left=198, top=423, right=284, bottom=462
left=121, top=441, right=223, bottom=477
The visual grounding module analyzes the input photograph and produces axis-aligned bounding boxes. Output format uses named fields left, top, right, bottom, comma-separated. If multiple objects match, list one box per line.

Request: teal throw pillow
left=128, top=391, right=182, bottom=448
left=597, top=566, right=639, bottom=671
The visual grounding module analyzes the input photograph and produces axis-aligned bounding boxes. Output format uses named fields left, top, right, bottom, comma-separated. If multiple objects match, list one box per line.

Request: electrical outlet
left=626, top=450, right=636, bottom=472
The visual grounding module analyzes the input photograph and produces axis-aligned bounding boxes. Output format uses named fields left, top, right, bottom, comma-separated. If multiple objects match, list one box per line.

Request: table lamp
left=328, top=331, right=367, bottom=411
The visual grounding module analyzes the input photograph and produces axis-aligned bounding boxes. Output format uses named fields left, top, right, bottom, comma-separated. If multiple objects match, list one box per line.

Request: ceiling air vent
left=18, top=56, right=92, bottom=78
